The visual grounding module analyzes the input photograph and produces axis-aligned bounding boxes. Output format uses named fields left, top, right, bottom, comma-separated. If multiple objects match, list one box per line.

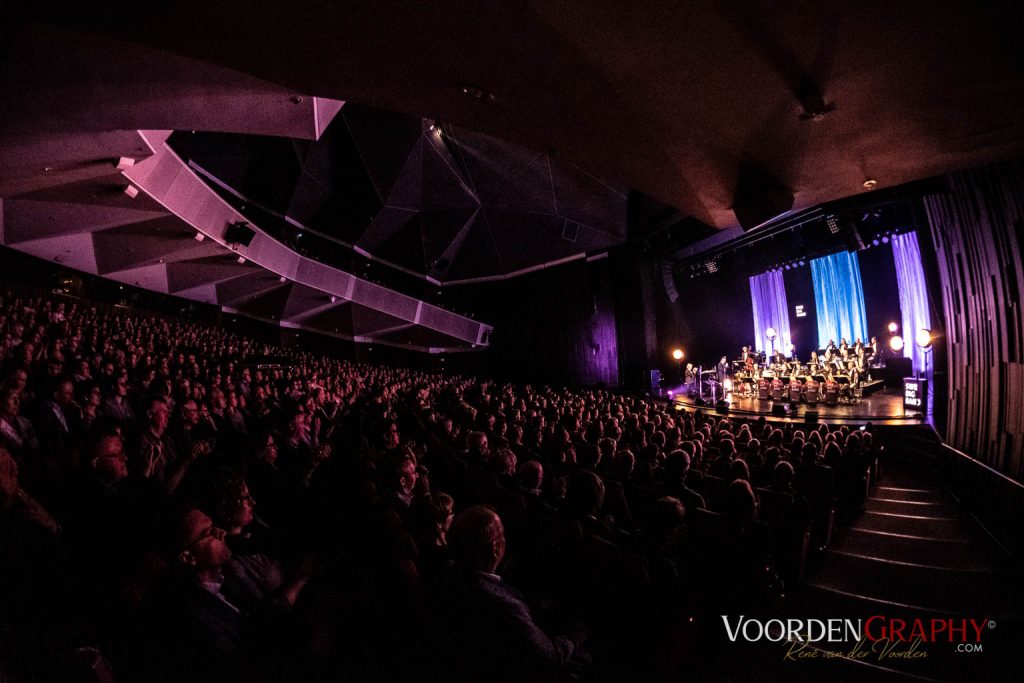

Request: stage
left=666, top=385, right=927, bottom=426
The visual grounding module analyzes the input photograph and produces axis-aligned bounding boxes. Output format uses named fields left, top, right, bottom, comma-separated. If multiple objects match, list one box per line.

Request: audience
left=0, top=286, right=884, bottom=681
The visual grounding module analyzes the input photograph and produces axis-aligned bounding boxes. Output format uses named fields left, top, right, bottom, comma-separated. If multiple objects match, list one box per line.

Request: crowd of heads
left=0, top=288, right=882, bottom=681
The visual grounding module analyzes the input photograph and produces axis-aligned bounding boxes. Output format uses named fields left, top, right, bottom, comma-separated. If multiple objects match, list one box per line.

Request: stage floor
left=668, top=387, right=927, bottom=426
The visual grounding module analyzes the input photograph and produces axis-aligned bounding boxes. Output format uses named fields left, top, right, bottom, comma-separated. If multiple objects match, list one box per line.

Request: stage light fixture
left=672, top=349, right=684, bottom=361
left=882, top=235, right=890, bottom=244
left=766, top=327, right=777, bottom=341
left=784, top=264, right=791, bottom=270
left=193, top=232, right=206, bottom=242
left=887, top=322, right=899, bottom=334
left=915, top=328, right=933, bottom=350
left=889, top=335, right=904, bottom=352
left=826, top=215, right=841, bottom=234
left=872, top=238, right=880, bottom=246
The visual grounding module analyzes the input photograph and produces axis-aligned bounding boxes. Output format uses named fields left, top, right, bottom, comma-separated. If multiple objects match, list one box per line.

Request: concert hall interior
left=1, top=3, right=1023, bottom=682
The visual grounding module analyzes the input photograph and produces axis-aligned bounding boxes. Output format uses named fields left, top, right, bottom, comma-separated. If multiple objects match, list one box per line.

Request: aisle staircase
left=794, top=461, right=1021, bottom=681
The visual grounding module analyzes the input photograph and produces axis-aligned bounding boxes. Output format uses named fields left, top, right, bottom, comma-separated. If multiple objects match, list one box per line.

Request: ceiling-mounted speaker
left=733, top=160, right=794, bottom=232
left=224, top=221, right=256, bottom=247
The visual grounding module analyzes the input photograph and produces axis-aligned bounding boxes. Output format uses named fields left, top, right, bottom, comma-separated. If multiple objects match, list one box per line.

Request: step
left=835, top=528, right=1002, bottom=572
left=853, top=511, right=971, bottom=541
left=807, top=550, right=1019, bottom=619
left=867, top=497, right=959, bottom=517
left=874, top=485, right=947, bottom=504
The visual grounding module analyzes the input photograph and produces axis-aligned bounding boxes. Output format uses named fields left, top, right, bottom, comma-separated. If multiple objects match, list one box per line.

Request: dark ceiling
left=3, top=0, right=1024, bottom=269
left=167, top=106, right=627, bottom=282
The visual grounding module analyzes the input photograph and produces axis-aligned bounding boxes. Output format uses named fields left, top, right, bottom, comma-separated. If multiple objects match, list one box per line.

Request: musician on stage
left=684, top=362, right=697, bottom=388
left=716, top=356, right=730, bottom=384
left=839, top=338, right=850, bottom=359
left=868, top=336, right=880, bottom=366
left=823, top=340, right=837, bottom=363
left=809, top=350, right=821, bottom=370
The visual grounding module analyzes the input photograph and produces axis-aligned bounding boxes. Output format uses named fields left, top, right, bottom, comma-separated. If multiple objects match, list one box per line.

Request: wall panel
left=924, top=160, right=1024, bottom=479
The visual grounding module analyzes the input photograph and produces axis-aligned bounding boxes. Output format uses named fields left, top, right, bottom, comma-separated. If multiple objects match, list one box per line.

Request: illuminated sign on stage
left=795, top=304, right=806, bottom=318
left=903, top=377, right=927, bottom=411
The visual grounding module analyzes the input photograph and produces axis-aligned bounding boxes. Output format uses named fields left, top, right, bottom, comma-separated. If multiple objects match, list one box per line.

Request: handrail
left=940, top=443, right=1024, bottom=492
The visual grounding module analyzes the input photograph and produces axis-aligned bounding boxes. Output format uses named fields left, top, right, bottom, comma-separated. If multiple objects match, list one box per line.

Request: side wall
left=923, top=160, right=1024, bottom=479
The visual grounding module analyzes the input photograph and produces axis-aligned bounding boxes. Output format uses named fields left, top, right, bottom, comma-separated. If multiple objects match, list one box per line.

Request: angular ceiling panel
left=349, top=303, right=410, bottom=336
left=342, top=104, right=422, bottom=202
left=420, top=139, right=479, bottom=211
left=303, top=301, right=354, bottom=337
left=232, top=281, right=294, bottom=320
left=166, top=256, right=257, bottom=292
left=3, top=198, right=168, bottom=244
left=356, top=206, right=419, bottom=253
left=14, top=232, right=98, bottom=274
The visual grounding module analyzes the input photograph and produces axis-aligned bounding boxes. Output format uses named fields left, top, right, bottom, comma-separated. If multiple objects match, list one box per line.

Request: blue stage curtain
left=749, top=270, right=793, bottom=354
left=891, top=231, right=932, bottom=375
left=810, top=251, right=869, bottom=349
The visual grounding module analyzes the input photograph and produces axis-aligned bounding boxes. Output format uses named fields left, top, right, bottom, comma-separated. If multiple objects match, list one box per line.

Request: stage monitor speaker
left=715, top=400, right=730, bottom=414
left=771, top=404, right=787, bottom=417
left=224, top=221, right=256, bottom=247
left=733, top=160, right=795, bottom=232
left=805, top=410, right=819, bottom=423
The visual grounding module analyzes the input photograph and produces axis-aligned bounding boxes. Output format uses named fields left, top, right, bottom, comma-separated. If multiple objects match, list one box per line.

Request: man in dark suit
left=438, top=506, right=586, bottom=682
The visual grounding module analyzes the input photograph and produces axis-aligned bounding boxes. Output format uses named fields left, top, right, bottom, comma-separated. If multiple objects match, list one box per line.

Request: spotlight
left=193, top=232, right=206, bottom=242
left=667, top=390, right=674, bottom=398
left=798, top=260, right=805, bottom=267
left=329, top=295, right=337, bottom=303
left=279, top=276, right=288, bottom=283
left=123, top=184, right=139, bottom=199
left=672, top=349, right=684, bottom=361
left=766, top=327, right=777, bottom=342
left=236, top=256, right=246, bottom=264
left=784, top=264, right=791, bottom=270
left=115, top=157, right=136, bottom=170
left=882, top=235, right=890, bottom=244
left=872, top=238, right=880, bottom=246
left=888, top=322, right=899, bottom=334
left=889, top=335, right=904, bottom=352
left=915, top=328, right=933, bottom=350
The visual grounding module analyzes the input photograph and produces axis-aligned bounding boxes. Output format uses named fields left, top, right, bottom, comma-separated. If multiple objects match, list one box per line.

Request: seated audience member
left=131, top=396, right=185, bottom=493
left=101, top=371, right=135, bottom=424
left=0, top=445, right=69, bottom=675
left=0, top=384, right=40, bottom=464
left=438, top=505, right=586, bottom=682
left=156, top=507, right=252, bottom=682
left=659, top=450, right=706, bottom=513
left=196, top=468, right=312, bottom=611
left=409, top=491, right=455, bottom=585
